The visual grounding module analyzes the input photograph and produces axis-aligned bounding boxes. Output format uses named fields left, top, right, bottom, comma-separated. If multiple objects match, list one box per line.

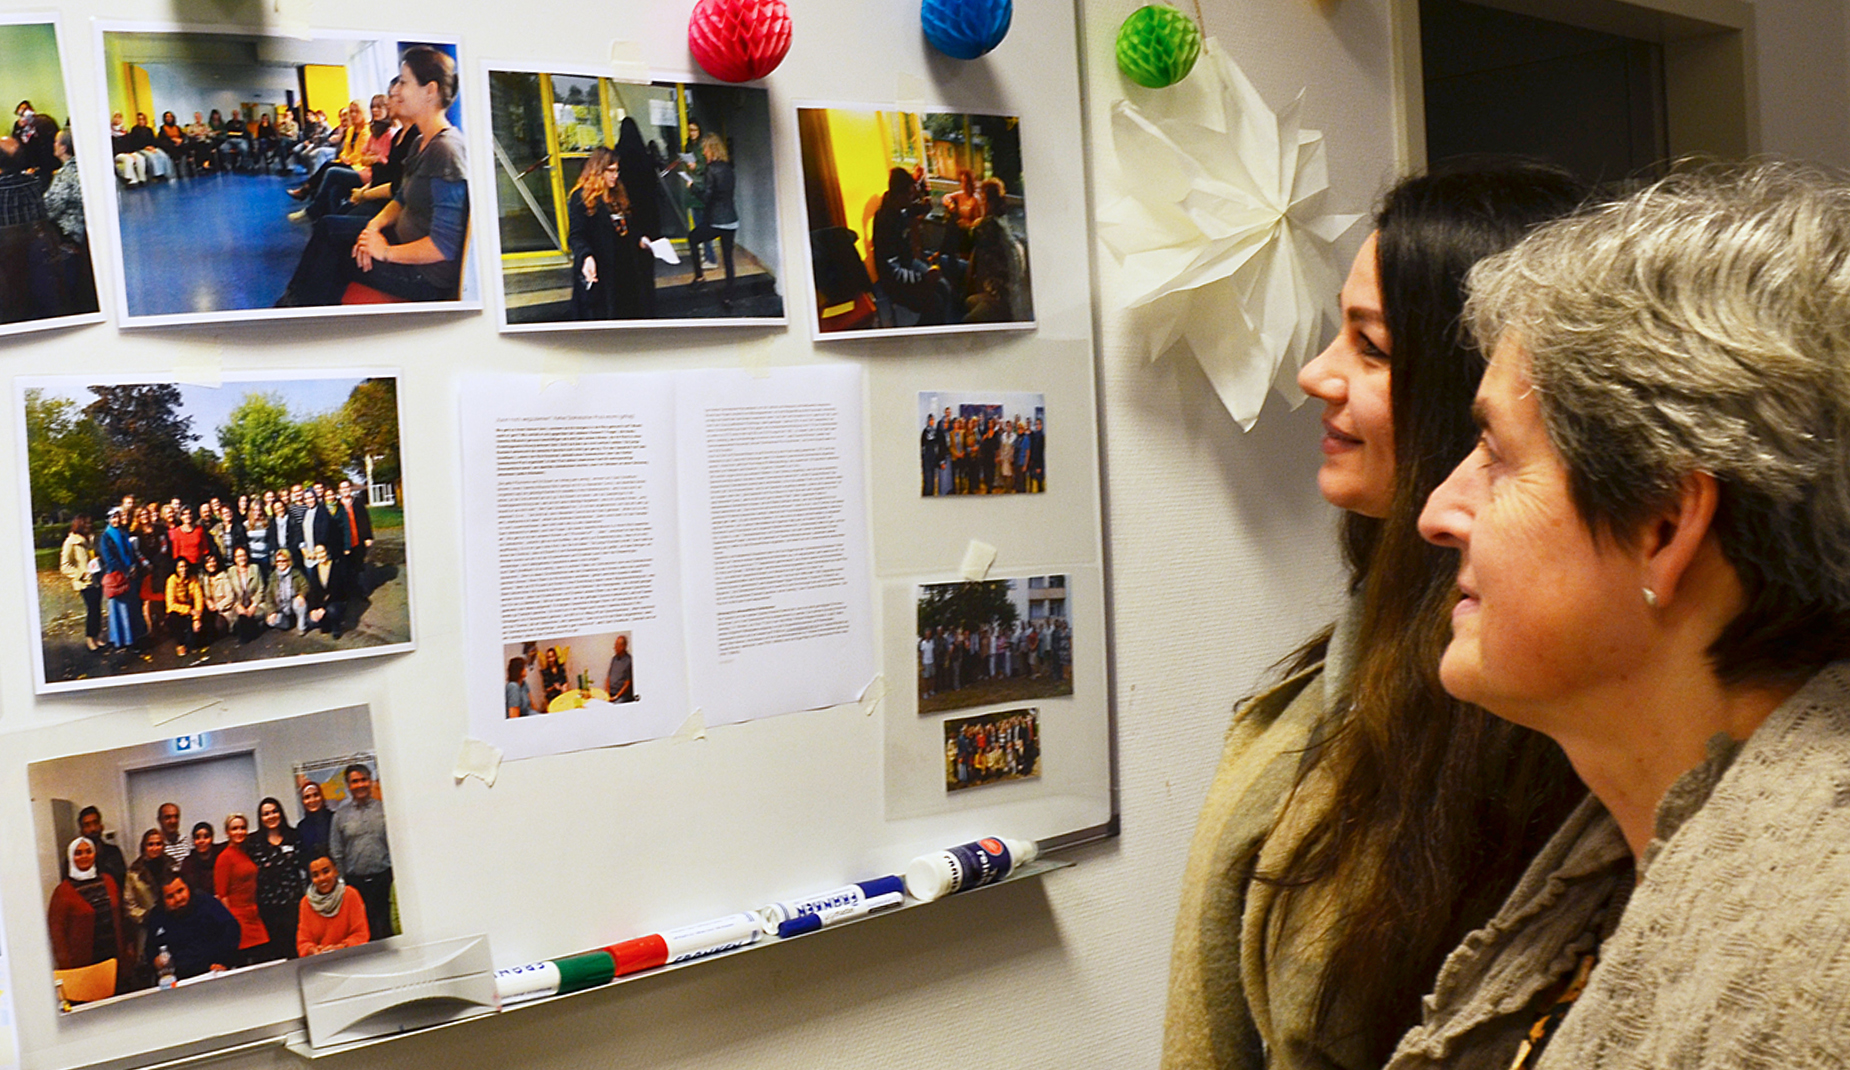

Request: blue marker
left=775, top=890, right=905, bottom=937
left=754, top=875, right=906, bottom=933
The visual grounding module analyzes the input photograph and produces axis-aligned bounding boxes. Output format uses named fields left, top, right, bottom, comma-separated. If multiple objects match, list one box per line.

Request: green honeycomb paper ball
left=1116, top=5, right=1202, bottom=89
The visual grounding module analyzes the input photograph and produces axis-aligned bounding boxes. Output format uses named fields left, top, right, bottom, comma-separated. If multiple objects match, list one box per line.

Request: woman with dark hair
left=276, top=46, right=467, bottom=306
left=505, top=656, right=542, bottom=716
left=567, top=146, right=653, bottom=320
left=122, top=828, right=167, bottom=989
left=250, top=797, right=305, bottom=960
left=164, top=556, right=205, bottom=657
left=1162, top=161, right=1591, bottom=1070
left=59, top=515, right=102, bottom=651
left=179, top=821, right=219, bottom=896
left=297, top=780, right=335, bottom=860
left=156, top=112, right=188, bottom=174
left=213, top=813, right=271, bottom=966
left=614, top=117, right=664, bottom=316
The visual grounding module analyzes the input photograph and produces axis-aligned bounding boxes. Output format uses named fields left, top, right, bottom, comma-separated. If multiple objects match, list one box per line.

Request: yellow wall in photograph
left=0, top=23, right=68, bottom=124
left=301, top=64, right=349, bottom=115
left=128, top=65, right=152, bottom=123
left=824, top=109, right=891, bottom=246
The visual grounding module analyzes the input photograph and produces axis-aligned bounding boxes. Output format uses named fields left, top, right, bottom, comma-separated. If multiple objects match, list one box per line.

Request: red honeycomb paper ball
left=688, top=0, right=793, bottom=83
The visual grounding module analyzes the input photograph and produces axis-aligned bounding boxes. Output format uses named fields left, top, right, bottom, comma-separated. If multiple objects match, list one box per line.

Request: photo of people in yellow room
left=0, top=17, right=103, bottom=335
left=98, top=29, right=471, bottom=323
left=798, top=106, right=1030, bottom=337
left=487, top=69, right=784, bottom=328
left=502, top=631, right=638, bottom=716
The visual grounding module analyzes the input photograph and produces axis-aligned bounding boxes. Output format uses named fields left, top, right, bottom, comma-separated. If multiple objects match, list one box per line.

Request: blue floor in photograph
left=116, top=170, right=311, bottom=317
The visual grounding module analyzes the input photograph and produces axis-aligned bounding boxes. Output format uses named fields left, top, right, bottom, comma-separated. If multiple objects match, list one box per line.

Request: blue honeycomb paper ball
left=923, top=0, right=1013, bottom=60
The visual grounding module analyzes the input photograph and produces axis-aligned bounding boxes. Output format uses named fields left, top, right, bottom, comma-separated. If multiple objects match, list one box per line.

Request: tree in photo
left=24, top=389, right=109, bottom=520
left=918, top=580, right=1019, bottom=636
left=83, top=385, right=218, bottom=506
left=341, top=378, right=400, bottom=488
left=218, top=392, right=322, bottom=492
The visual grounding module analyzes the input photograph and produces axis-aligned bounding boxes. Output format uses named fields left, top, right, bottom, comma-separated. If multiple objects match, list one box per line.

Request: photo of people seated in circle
left=486, top=68, right=784, bottom=329
left=798, top=106, right=1031, bottom=337
left=0, top=18, right=103, bottom=336
left=917, top=391, right=1045, bottom=497
left=502, top=630, right=637, bottom=716
left=20, top=373, right=413, bottom=693
left=97, top=29, right=473, bottom=324
left=943, top=708, right=1040, bottom=793
left=917, top=575, right=1071, bottom=715
left=27, top=704, right=394, bottom=1011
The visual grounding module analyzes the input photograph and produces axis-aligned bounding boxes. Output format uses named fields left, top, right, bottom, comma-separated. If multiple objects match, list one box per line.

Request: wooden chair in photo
left=54, top=957, right=117, bottom=1004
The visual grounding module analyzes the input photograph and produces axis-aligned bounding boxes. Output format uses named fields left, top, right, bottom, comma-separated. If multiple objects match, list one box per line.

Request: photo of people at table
left=917, top=575, right=1072, bottom=715
left=917, top=391, right=1045, bottom=497
left=99, top=30, right=470, bottom=321
left=798, top=106, right=1030, bottom=334
left=487, top=70, right=783, bottom=326
left=22, top=375, right=411, bottom=691
left=503, top=630, right=637, bottom=716
left=943, top=708, right=1041, bottom=792
left=28, top=705, right=392, bottom=1009
left=0, top=19, right=101, bottom=332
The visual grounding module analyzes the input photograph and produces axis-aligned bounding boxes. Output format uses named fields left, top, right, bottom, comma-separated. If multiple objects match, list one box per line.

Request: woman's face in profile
left=1298, top=232, right=1395, bottom=518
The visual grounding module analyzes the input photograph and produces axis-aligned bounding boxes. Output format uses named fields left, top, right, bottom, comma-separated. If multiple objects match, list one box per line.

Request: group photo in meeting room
left=0, top=20, right=101, bottom=328
left=102, top=31, right=468, bottom=318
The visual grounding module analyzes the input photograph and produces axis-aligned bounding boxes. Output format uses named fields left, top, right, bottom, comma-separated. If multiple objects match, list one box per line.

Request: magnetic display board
left=0, top=0, right=1107, bottom=1066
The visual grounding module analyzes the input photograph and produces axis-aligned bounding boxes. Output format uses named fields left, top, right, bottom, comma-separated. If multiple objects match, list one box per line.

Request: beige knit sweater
left=1388, top=662, right=1850, bottom=1070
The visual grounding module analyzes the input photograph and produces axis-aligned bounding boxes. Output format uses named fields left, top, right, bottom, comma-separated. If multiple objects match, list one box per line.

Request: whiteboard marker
left=903, top=836, right=1040, bottom=902
left=605, top=912, right=762, bottom=976
left=494, top=950, right=616, bottom=1006
left=754, top=875, right=906, bottom=933
left=775, top=891, right=904, bottom=937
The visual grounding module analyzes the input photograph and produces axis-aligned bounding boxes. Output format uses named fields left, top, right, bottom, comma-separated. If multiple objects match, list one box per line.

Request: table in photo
left=548, top=688, right=609, bottom=713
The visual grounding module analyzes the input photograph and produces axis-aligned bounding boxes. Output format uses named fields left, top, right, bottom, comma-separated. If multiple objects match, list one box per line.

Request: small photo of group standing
left=916, top=575, right=1073, bottom=715
left=97, top=27, right=473, bottom=324
left=798, top=105, right=1031, bottom=337
left=486, top=67, right=784, bottom=329
left=943, top=707, right=1041, bottom=793
left=28, top=705, right=395, bottom=1010
left=917, top=390, right=1045, bottom=497
left=0, top=16, right=104, bottom=336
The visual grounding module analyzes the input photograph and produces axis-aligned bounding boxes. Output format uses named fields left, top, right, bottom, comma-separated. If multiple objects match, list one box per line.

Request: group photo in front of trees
left=21, top=374, right=412, bottom=690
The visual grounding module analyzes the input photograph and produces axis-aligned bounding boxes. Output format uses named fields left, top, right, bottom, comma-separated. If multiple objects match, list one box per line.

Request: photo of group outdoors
left=0, top=17, right=102, bottom=334
left=21, top=373, right=411, bottom=692
left=98, top=29, right=471, bottom=322
left=487, top=68, right=783, bottom=328
left=944, top=708, right=1041, bottom=793
left=917, top=390, right=1045, bottom=497
left=27, top=705, right=395, bottom=1009
left=797, top=106, right=1031, bottom=336
left=502, top=630, right=637, bottom=717
left=916, top=575, right=1072, bottom=714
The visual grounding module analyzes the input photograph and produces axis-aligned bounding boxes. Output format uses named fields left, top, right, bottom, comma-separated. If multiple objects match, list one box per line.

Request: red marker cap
left=606, top=934, right=669, bottom=976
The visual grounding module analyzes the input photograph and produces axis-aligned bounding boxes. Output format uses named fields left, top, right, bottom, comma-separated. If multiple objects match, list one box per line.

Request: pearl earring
left=1643, top=587, right=1659, bottom=608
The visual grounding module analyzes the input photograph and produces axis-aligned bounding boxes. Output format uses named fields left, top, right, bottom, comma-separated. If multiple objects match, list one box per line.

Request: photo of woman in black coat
left=566, top=145, right=656, bottom=320
left=685, top=133, right=737, bottom=300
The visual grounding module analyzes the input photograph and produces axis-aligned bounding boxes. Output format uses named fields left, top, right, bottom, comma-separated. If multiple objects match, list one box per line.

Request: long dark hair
left=1268, top=159, right=1594, bottom=1062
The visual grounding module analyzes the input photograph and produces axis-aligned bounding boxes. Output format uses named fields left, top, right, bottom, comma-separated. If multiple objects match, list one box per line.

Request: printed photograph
left=917, top=575, right=1072, bottom=714
left=501, top=630, right=638, bottom=716
left=797, top=106, right=1031, bottom=336
left=917, top=390, right=1045, bottom=497
left=27, top=705, right=396, bottom=1010
left=944, top=708, right=1041, bottom=792
left=20, top=374, right=412, bottom=693
left=97, top=29, right=473, bottom=323
left=0, top=17, right=103, bottom=335
left=488, top=68, right=783, bottom=328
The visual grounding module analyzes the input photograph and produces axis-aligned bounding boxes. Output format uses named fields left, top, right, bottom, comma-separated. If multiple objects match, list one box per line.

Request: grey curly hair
left=1462, top=161, right=1850, bottom=681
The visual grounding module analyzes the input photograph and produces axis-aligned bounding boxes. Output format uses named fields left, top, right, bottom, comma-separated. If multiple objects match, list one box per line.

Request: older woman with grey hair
left=1388, top=162, right=1850, bottom=1068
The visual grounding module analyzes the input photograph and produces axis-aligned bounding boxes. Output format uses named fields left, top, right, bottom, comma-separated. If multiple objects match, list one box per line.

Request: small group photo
left=20, top=373, right=412, bottom=693
left=97, top=28, right=473, bottom=323
left=797, top=106, right=1032, bottom=336
left=917, top=390, right=1046, bottom=497
left=0, top=17, right=103, bottom=335
left=502, top=630, right=637, bottom=717
left=943, top=708, right=1041, bottom=792
left=27, top=705, right=397, bottom=1010
left=486, top=67, right=784, bottom=328
left=916, top=575, right=1073, bottom=715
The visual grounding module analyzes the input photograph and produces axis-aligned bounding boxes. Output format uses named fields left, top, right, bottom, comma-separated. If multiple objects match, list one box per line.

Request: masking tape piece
left=269, top=0, right=312, bottom=39
left=960, top=539, right=998, bottom=581
left=540, top=350, right=586, bottom=391
left=610, top=39, right=650, bottom=84
left=174, top=351, right=223, bottom=388
left=673, top=708, right=708, bottom=743
left=149, top=697, right=224, bottom=727
left=453, top=738, right=503, bottom=786
left=858, top=674, right=887, bottom=716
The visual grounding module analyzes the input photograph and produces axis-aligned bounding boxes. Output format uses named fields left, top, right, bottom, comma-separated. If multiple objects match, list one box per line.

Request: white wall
left=3, top=0, right=1846, bottom=1067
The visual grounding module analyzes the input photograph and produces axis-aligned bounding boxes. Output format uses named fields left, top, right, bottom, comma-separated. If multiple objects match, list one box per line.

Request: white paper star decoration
left=1098, top=38, right=1362, bottom=430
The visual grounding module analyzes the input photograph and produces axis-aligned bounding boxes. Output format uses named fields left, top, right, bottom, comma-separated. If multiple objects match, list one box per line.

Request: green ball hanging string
left=1115, top=3, right=1203, bottom=89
